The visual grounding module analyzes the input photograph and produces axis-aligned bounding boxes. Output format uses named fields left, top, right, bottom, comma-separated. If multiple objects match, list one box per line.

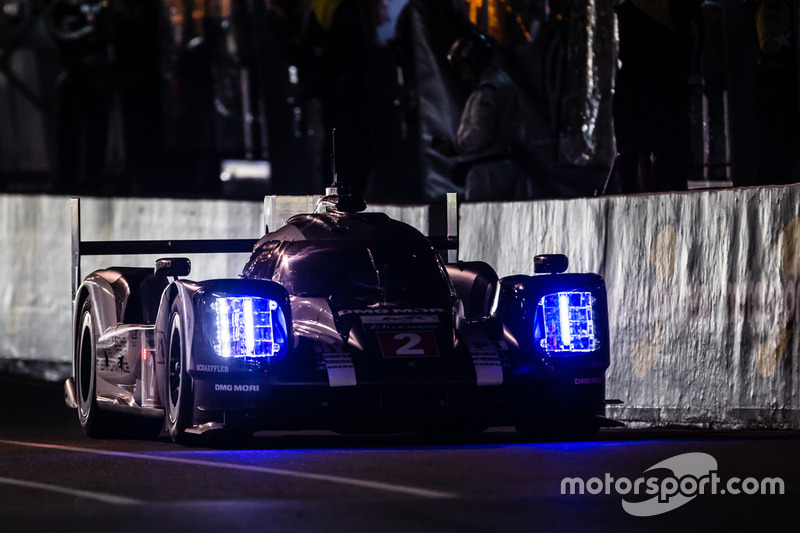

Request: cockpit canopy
left=243, top=239, right=453, bottom=306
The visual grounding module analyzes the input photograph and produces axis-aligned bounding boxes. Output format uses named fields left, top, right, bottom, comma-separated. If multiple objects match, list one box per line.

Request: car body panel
left=66, top=198, right=615, bottom=440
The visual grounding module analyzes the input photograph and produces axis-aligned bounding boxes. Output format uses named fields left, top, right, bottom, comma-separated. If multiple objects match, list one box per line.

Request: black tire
left=164, top=299, right=196, bottom=444
left=75, top=297, right=111, bottom=437
left=76, top=296, right=164, bottom=439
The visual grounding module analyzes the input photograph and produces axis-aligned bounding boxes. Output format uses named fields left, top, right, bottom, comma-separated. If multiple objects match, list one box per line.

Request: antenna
left=321, top=128, right=365, bottom=212
left=327, top=128, right=339, bottom=196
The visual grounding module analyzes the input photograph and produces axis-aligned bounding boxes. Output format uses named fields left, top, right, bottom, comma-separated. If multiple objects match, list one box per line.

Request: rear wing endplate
left=70, top=198, right=258, bottom=300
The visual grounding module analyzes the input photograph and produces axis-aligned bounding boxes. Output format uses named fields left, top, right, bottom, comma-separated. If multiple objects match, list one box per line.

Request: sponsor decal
left=360, top=315, right=440, bottom=324
left=561, top=452, right=784, bottom=517
left=574, top=377, right=603, bottom=385
left=98, top=349, right=131, bottom=373
left=337, top=308, right=447, bottom=315
left=365, top=324, right=440, bottom=332
left=361, top=314, right=441, bottom=332
left=214, top=384, right=260, bottom=392
left=111, top=336, right=128, bottom=348
left=471, top=353, right=503, bottom=386
left=196, top=364, right=230, bottom=373
left=314, top=344, right=357, bottom=387
left=464, top=338, right=505, bottom=385
left=466, top=340, right=509, bottom=354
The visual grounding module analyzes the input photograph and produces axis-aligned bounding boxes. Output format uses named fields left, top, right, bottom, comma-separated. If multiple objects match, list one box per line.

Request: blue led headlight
left=533, top=291, right=601, bottom=355
left=210, top=296, right=288, bottom=359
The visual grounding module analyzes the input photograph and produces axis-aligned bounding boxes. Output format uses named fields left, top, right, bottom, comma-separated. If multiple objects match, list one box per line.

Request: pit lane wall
left=1, top=188, right=798, bottom=428
left=459, top=184, right=800, bottom=428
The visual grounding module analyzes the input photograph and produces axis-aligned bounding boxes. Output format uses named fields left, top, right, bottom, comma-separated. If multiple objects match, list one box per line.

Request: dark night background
left=0, top=1, right=796, bottom=202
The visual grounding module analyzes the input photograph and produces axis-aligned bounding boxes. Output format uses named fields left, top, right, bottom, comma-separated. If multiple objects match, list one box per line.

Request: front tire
left=75, top=296, right=163, bottom=439
left=164, top=300, right=195, bottom=444
left=75, top=297, right=110, bottom=437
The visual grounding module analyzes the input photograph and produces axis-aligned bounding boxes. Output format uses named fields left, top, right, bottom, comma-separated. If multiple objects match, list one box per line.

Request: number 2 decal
left=376, top=331, right=440, bottom=358
left=394, top=333, right=424, bottom=355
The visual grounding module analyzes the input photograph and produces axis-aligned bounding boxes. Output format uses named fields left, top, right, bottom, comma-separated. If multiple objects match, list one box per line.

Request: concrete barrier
left=0, top=196, right=266, bottom=380
left=2, top=187, right=799, bottom=428
left=460, top=185, right=800, bottom=428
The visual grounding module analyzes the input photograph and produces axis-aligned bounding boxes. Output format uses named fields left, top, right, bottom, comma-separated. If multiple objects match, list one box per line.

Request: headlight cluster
left=209, top=296, right=288, bottom=359
left=533, top=291, right=601, bottom=356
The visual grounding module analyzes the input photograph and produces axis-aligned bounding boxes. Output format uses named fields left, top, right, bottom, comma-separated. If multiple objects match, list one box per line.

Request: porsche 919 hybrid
left=65, top=193, right=615, bottom=443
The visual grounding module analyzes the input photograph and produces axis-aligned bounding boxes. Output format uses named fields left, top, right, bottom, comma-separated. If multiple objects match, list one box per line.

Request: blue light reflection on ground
left=143, top=437, right=662, bottom=459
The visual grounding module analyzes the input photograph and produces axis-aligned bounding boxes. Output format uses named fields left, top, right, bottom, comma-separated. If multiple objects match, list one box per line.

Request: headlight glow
left=211, top=296, right=287, bottom=358
left=534, top=291, right=601, bottom=355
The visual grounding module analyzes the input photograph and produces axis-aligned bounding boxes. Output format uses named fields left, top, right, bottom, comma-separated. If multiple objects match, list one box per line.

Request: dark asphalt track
left=1, top=374, right=798, bottom=532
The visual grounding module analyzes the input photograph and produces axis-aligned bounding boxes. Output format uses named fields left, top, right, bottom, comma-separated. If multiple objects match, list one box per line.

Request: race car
left=64, top=192, right=615, bottom=443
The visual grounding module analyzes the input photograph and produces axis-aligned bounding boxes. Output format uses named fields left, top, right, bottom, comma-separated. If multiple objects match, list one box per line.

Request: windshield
left=273, top=241, right=451, bottom=305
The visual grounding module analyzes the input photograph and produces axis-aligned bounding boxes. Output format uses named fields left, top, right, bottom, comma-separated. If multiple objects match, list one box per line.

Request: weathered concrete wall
left=0, top=196, right=265, bottom=380
left=460, top=185, right=800, bottom=428
left=3, top=188, right=799, bottom=428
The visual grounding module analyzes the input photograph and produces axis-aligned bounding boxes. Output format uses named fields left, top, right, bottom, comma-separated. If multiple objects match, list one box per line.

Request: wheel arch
left=72, top=267, right=160, bottom=384
left=153, top=281, right=197, bottom=396
left=72, top=276, right=118, bottom=373
left=446, top=261, right=499, bottom=320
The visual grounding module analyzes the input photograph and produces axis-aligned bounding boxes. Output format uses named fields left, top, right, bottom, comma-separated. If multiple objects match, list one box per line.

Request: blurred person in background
left=434, top=30, right=538, bottom=201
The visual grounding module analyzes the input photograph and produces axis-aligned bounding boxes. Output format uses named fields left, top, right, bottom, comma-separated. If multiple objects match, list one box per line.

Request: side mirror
left=154, top=257, right=191, bottom=278
left=534, top=254, right=568, bottom=274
